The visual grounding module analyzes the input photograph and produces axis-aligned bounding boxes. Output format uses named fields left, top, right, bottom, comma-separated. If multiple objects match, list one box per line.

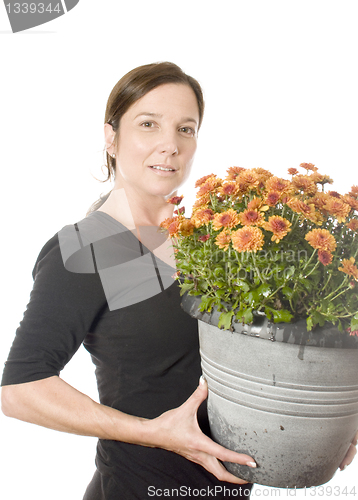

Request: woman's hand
left=339, top=431, right=358, bottom=471
left=145, top=377, right=256, bottom=484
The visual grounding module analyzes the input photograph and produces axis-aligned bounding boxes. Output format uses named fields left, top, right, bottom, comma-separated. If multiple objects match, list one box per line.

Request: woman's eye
left=141, top=121, right=155, bottom=128
left=179, top=127, right=195, bottom=136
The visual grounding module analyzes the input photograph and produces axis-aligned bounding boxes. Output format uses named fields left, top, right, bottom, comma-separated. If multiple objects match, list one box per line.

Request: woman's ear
left=104, top=123, right=116, bottom=156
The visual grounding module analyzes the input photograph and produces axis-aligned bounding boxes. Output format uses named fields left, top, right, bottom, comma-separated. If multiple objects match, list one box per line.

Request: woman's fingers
left=191, top=431, right=256, bottom=467
left=339, top=430, right=358, bottom=470
left=340, top=443, right=357, bottom=470
left=183, top=378, right=256, bottom=467
left=181, top=375, right=208, bottom=414
left=194, top=452, right=251, bottom=484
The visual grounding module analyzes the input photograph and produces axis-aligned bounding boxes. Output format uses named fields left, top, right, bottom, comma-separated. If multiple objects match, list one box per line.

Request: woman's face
left=106, top=83, right=200, bottom=199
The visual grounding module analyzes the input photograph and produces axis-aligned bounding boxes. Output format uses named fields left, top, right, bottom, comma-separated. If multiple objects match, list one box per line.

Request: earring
left=111, top=153, right=116, bottom=158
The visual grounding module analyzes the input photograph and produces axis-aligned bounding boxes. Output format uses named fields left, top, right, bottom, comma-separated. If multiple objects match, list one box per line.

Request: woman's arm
left=1, top=376, right=256, bottom=484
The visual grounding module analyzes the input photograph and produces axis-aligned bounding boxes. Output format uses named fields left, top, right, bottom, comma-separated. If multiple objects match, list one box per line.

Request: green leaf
left=310, top=310, right=327, bottom=327
left=242, top=307, right=254, bottom=324
left=199, top=295, right=216, bottom=312
left=218, top=310, right=234, bottom=330
left=306, top=316, right=313, bottom=331
left=265, top=307, right=293, bottom=323
left=282, top=286, right=293, bottom=299
left=235, top=307, right=253, bottom=324
left=234, top=280, right=250, bottom=293
left=351, top=315, right=358, bottom=331
left=179, top=283, right=195, bottom=296
left=285, top=266, right=295, bottom=279
left=257, top=283, right=272, bottom=297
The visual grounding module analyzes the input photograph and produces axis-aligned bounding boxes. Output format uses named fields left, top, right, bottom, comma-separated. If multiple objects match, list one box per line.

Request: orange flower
left=287, top=198, right=323, bottom=224
left=179, top=219, right=195, bottom=236
left=310, top=192, right=330, bottom=213
left=191, top=208, right=214, bottom=228
left=288, top=168, right=299, bottom=176
left=265, top=191, right=281, bottom=206
left=300, top=162, right=317, bottom=171
left=239, top=209, right=264, bottom=226
left=265, top=176, right=292, bottom=195
left=305, top=229, right=337, bottom=252
left=338, top=257, right=358, bottom=281
left=195, top=174, right=215, bottom=188
left=310, top=172, right=333, bottom=186
left=348, top=186, right=358, bottom=198
left=252, top=168, right=273, bottom=184
left=198, top=234, right=210, bottom=242
left=318, top=250, right=333, bottom=266
left=343, top=195, right=358, bottom=212
left=346, top=219, right=358, bottom=231
left=324, top=196, right=351, bottom=223
left=196, top=175, right=222, bottom=198
left=231, top=226, right=265, bottom=253
left=215, top=230, right=231, bottom=250
left=225, top=166, right=246, bottom=181
left=236, top=170, right=260, bottom=194
left=263, top=216, right=292, bottom=243
left=291, top=175, right=317, bottom=196
left=192, top=194, right=211, bottom=210
left=247, top=196, right=264, bottom=210
left=327, top=191, right=341, bottom=199
left=167, top=195, right=184, bottom=205
left=174, top=207, right=185, bottom=215
left=219, top=181, right=238, bottom=197
left=212, top=209, right=240, bottom=230
left=160, top=217, right=181, bottom=237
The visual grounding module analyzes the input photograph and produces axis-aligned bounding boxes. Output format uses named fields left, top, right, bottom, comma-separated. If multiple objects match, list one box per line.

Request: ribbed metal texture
left=198, top=320, right=358, bottom=488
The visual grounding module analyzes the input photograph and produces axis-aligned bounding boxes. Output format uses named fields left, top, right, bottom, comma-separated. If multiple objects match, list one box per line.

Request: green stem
left=304, top=259, right=320, bottom=278
left=301, top=249, right=317, bottom=273
left=321, top=272, right=332, bottom=292
left=263, top=284, right=285, bottom=303
left=326, top=286, right=351, bottom=304
left=324, top=275, right=349, bottom=301
left=252, top=252, right=264, bottom=283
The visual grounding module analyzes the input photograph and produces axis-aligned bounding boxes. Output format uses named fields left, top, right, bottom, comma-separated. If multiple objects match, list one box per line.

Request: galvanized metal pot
left=181, top=294, right=358, bottom=488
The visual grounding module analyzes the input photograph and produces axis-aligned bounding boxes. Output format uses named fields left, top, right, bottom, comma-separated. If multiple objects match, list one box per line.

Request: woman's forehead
left=126, top=83, right=199, bottom=121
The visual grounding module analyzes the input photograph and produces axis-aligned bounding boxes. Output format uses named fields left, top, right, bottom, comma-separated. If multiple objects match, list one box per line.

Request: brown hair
left=87, top=61, right=204, bottom=214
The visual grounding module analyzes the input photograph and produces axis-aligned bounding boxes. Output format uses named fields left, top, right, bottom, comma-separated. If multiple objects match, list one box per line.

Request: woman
left=1, top=62, right=257, bottom=499
left=2, top=62, right=356, bottom=499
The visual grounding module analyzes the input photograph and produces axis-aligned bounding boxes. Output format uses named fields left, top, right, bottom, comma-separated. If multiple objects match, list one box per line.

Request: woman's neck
left=97, top=186, right=175, bottom=229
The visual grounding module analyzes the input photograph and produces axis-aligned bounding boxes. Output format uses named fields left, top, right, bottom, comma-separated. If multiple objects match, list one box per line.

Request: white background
left=0, top=1, right=357, bottom=498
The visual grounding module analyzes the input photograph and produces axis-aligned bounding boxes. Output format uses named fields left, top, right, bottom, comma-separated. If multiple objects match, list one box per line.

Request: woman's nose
left=157, top=131, right=179, bottom=156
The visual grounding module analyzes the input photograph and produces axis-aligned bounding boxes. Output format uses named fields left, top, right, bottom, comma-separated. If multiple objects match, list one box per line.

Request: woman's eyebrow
left=134, top=112, right=197, bottom=125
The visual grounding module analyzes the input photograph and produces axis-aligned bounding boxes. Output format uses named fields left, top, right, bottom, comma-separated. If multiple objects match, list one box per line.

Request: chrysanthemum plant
left=161, top=164, right=358, bottom=334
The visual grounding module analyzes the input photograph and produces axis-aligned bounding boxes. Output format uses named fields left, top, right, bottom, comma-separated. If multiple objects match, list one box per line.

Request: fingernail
left=247, top=461, right=257, bottom=468
left=199, top=375, right=206, bottom=385
left=340, top=465, right=347, bottom=471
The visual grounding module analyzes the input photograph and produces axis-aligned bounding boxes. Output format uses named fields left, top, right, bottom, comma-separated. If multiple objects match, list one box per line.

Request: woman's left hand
left=339, top=431, right=358, bottom=470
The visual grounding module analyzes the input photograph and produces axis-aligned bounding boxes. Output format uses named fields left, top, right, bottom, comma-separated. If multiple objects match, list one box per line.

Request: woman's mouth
left=150, top=165, right=176, bottom=172
left=149, top=164, right=177, bottom=175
